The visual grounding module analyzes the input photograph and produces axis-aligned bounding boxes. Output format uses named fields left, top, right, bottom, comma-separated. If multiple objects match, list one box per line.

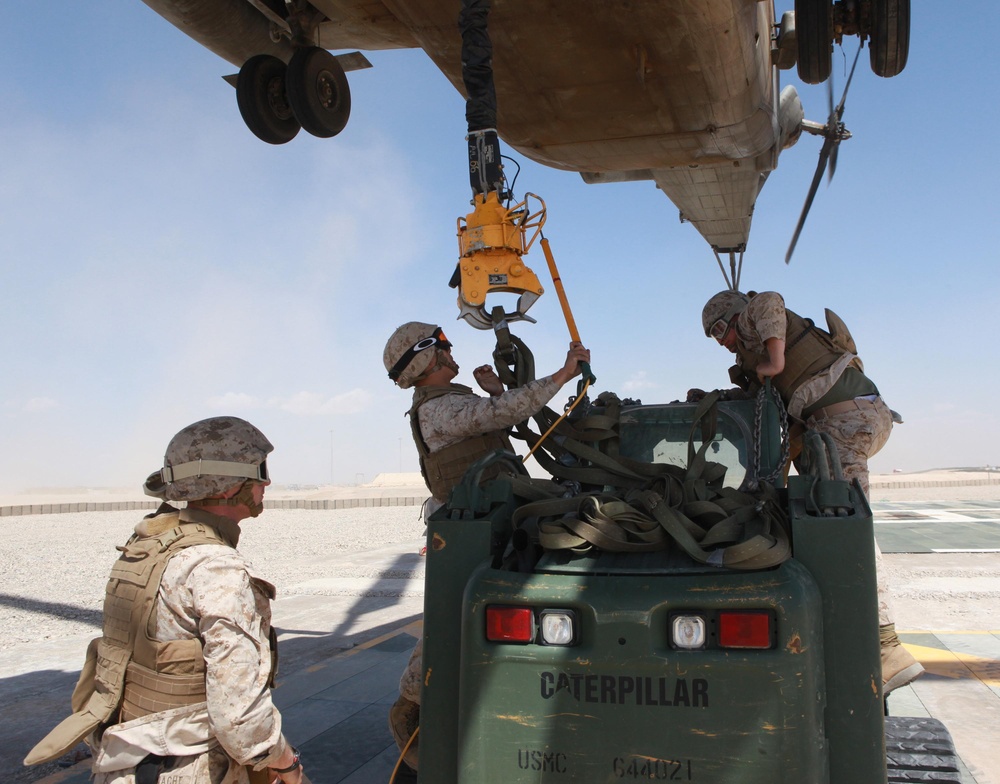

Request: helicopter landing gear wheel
left=870, top=0, right=910, bottom=78
left=795, top=0, right=832, bottom=84
left=236, top=54, right=301, bottom=145
left=286, top=46, right=351, bottom=138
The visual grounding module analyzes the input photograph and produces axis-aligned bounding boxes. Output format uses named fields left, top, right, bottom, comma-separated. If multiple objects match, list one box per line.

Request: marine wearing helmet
left=383, top=321, right=455, bottom=389
left=384, top=321, right=590, bottom=770
left=143, top=415, right=273, bottom=515
left=697, top=289, right=922, bottom=696
left=701, top=289, right=750, bottom=342
left=26, top=417, right=303, bottom=784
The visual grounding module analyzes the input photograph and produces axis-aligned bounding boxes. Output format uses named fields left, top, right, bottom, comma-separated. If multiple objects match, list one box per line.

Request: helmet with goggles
left=702, top=290, right=750, bottom=341
left=143, top=416, right=273, bottom=502
left=384, top=322, right=453, bottom=389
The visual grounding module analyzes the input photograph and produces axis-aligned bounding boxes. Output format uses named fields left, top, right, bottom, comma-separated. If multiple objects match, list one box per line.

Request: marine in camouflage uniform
left=726, top=291, right=893, bottom=493
left=25, top=417, right=304, bottom=784
left=701, top=290, right=923, bottom=694
left=383, top=322, right=590, bottom=769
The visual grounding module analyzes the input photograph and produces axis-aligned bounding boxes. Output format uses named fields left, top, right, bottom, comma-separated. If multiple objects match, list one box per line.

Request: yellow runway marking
left=301, top=621, right=423, bottom=673
left=903, top=643, right=1000, bottom=687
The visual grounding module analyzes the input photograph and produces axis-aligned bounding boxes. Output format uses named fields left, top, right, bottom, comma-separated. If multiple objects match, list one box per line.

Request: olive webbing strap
left=490, top=326, right=790, bottom=568
left=520, top=393, right=678, bottom=488
left=512, top=481, right=789, bottom=568
left=685, top=390, right=724, bottom=482
left=505, top=390, right=790, bottom=568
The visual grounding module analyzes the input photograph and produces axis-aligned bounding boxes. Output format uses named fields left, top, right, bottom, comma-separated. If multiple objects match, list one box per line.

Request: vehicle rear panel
left=454, top=555, right=828, bottom=783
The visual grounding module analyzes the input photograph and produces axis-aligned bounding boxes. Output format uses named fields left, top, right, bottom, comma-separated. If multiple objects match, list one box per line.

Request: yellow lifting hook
left=454, top=191, right=546, bottom=330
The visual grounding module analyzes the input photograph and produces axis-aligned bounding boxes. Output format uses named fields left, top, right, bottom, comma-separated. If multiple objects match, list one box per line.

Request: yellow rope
left=388, top=726, right=419, bottom=784
left=524, top=377, right=591, bottom=462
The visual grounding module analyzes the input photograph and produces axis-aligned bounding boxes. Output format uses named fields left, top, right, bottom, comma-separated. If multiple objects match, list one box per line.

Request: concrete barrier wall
left=868, top=479, right=999, bottom=489
left=0, top=497, right=425, bottom=518
left=3, top=479, right=996, bottom=518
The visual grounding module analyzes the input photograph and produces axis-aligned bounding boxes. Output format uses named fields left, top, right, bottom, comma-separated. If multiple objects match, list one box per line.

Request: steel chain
left=750, top=383, right=791, bottom=489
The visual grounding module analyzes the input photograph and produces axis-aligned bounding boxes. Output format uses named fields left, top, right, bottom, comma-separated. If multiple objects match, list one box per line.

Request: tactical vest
left=736, top=308, right=862, bottom=403
left=409, top=384, right=514, bottom=503
left=25, top=509, right=269, bottom=766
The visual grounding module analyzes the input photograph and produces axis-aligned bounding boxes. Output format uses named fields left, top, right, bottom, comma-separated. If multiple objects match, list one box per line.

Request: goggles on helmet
left=388, top=327, right=453, bottom=381
left=160, top=458, right=269, bottom=484
left=709, top=317, right=733, bottom=342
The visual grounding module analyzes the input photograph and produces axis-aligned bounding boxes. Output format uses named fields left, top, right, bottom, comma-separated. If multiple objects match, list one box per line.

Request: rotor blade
left=835, top=44, right=863, bottom=120
left=827, top=73, right=835, bottom=124
left=824, top=62, right=837, bottom=181
left=828, top=46, right=862, bottom=182
left=785, top=138, right=835, bottom=264
left=788, top=44, right=863, bottom=263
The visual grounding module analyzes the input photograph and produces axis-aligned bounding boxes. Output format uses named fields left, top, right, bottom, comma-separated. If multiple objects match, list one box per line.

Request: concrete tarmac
left=9, top=494, right=1000, bottom=784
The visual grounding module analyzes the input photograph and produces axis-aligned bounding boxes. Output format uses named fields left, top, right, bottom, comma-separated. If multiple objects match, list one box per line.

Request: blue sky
left=1, top=2, right=998, bottom=491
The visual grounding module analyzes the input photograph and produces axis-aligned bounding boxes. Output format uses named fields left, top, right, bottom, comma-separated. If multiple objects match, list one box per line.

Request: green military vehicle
left=416, top=388, right=961, bottom=783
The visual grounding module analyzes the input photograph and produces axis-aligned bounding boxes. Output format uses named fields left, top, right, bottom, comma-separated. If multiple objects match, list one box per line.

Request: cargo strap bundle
left=487, top=327, right=790, bottom=569
left=506, top=394, right=789, bottom=569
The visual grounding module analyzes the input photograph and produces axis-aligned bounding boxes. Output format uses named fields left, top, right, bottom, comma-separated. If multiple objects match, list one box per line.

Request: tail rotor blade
left=786, top=138, right=834, bottom=264
left=787, top=43, right=863, bottom=263
left=835, top=44, right=863, bottom=120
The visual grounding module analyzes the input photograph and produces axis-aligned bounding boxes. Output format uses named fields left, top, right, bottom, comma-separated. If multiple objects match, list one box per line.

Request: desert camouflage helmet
left=384, top=322, right=452, bottom=389
left=702, top=290, right=750, bottom=337
left=143, top=416, right=273, bottom=502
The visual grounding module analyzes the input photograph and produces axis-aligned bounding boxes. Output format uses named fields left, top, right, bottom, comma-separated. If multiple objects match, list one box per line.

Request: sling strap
left=513, top=396, right=789, bottom=568
left=483, top=326, right=791, bottom=569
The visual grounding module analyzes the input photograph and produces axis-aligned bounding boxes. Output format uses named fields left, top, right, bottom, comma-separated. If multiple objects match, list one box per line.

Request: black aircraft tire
left=870, top=0, right=910, bottom=78
left=884, top=717, right=962, bottom=784
left=795, top=0, right=831, bottom=84
left=236, top=54, right=301, bottom=145
left=286, top=47, right=351, bottom=139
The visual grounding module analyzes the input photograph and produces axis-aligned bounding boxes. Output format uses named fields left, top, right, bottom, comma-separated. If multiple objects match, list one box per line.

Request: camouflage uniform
left=416, top=377, right=560, bottom=454
left=91, top=505, right=289, bottom=784
left=733, top=291, right=895, bottom=624
left=396, top=375, right=566, bottom=755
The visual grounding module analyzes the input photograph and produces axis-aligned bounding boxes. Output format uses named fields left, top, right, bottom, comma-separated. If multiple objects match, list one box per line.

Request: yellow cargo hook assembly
left=454, top=191, right=547, bottom=330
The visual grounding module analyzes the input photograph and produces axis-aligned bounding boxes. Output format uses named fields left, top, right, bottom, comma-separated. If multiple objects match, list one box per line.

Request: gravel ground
left=0, top=507, right=426, bottom=651
left=2, top=486, right=997, bottom=648
left=1, top=505, right=427, bottom=784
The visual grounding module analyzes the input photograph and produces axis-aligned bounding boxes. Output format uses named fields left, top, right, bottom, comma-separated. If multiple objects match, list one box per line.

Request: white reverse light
left=671, top=615, right=706, bottom=649
left=540, top=610, right=576, bottom=646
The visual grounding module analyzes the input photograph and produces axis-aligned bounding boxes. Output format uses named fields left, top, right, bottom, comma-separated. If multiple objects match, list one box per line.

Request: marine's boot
left=389, top=694, right=420, bottom=770
left=880, top=623, right=924, bottom=694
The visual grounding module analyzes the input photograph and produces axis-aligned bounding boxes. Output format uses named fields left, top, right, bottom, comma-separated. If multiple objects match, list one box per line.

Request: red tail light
left=718, top=611, right=772, bottom=649
left=486, top=606, right=534, bottom=643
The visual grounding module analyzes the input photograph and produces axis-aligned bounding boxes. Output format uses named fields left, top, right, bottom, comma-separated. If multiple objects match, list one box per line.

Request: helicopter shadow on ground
left=1, top=550, right=423, bottom=784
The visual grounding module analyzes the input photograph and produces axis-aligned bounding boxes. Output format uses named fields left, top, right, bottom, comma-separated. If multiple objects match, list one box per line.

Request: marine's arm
left=182, top=551, right=299, bottom=779
left=756, top=337, right=787, bottom=379
left=473, top=365, right=505, bottom=396
left=422, top=342, right=590, bottom=448
left=424, top=376, right=561, bottom=440
left=741, top=292, right=787, bottom=379
left=742, top=292, right=787, bottom=344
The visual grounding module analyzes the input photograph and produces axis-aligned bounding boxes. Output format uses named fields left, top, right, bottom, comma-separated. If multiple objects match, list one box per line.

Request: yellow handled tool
left=541, top=237, right=595, bottom=385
